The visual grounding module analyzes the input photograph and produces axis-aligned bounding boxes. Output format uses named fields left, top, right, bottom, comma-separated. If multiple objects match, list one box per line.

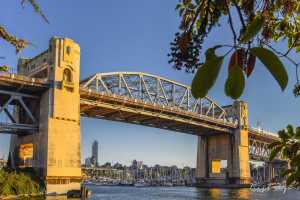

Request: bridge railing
left=248, top=126, right=282, bottom=161
left=249, top=127, right=278, bottom=138
left=0, top=71, right=48, bottom=84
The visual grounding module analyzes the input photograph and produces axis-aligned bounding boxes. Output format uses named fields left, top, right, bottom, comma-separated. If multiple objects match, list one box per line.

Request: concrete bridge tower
left=196, top=101, right=251, bottom=186
left=9, top=37, right=82, bottom=194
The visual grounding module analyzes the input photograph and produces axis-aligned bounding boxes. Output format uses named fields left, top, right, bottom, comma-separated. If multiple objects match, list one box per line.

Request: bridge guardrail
left=249, top=127, right=278, bottom=138
left=0, top=72, right=48, bottom=85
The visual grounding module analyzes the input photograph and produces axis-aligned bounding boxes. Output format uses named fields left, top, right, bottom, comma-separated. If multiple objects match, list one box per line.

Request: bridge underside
left=0, top=123, right=37, bottom=134
left=0, top=73, right=48, bottom=134
left=80, top=89, right=235, bottom=135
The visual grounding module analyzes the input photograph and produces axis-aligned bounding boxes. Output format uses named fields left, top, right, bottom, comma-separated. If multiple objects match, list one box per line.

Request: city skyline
left=81, top=120, right=197, bottom=168
left=0, top=0, right=299, bottom=168
left=82, top=139, right=196, bottom=168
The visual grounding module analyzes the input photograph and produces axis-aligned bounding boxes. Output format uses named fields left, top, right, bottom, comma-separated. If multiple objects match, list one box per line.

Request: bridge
left=0, top=37, right=283, bottom=194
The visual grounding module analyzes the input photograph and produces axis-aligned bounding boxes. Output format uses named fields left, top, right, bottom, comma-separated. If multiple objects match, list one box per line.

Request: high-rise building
left=91, top=140, right=99, bottom=167
left=131, top=160, right=138, bottom=169
left=85, top=157, right=92, bottom=167
left=137, top=161, right=143, bottom=169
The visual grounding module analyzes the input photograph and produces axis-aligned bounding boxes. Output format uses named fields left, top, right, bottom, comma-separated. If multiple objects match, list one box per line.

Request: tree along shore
left=0, top=168, right=44, bottom=198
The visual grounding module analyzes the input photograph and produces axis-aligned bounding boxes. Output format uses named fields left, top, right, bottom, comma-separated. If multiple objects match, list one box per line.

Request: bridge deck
left=80, top=89, right=236, bottom=135
left=0, top=72, right=49, bottom=94
left=249, top=128, right=279, bottom=143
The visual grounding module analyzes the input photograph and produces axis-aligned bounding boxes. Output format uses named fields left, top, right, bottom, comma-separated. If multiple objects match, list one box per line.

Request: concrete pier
left=9, top=37, right=82, bottom=194
left=196, top=101, right=251, bottom=187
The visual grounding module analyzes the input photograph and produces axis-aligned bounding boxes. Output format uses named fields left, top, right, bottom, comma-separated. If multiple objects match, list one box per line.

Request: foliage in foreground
left=0, top=168, right=43, bottom=197
left=170, top=0, right=300, bottom=99
left=0, top=0, right=48, bottom=72
left=269, top=125, right=300, bottom=185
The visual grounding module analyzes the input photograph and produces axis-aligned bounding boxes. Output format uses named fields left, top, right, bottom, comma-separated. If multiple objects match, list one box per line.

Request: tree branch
left=21, top=0, right=49, bottom=24
left=296, top=65, right=299, bottom=83
left=283, top=14, right=299, bottom=56
left=227, top=6, right=237, bottom=44
left=233, top=1, right=246, bottom=30
left=187, top=0, right=208, bottom=34
left=262, top=41, right=300, bottom=67
left=0, top=26, right=26, bottom=53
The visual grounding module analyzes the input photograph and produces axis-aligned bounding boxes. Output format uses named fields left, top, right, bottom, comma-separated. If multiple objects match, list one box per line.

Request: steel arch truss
left=0, top=90, right=38, bottom=134
left=80, top=72, right=231, bottom=123
left=249, top=138, right=271, bottom=161
left=249, top=138, right=282, bottom=161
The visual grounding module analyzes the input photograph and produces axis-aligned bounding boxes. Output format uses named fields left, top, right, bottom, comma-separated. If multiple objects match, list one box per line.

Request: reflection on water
left=227, top=189, right=251, bottom=200
left=196, top=188, right=250, bottom=200
left=237, top=189, right=251, bottom=199
left=13, top=186, right=300, bottom=200
left=209, top=188, right=221, bottom=199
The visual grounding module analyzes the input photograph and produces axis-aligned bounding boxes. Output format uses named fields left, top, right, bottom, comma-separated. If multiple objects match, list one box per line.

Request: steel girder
left=0, top=122, right=38, bottom=134
left=249, top=138, right=270, bottom=161
left=0, top=90, right=38, bottom=134
left=249, top=138, right=281, bottom=161
left=80, top=72, right=232, bottom=124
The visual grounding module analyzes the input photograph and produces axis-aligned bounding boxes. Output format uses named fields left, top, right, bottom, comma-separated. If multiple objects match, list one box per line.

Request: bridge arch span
left=80, top=72, right=232, bottom=124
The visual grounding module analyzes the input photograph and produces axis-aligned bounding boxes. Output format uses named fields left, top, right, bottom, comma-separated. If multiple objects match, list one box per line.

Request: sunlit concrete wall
left=196, top=101, right=251, bottom=186
left=10, top=37, right=82, bottom=194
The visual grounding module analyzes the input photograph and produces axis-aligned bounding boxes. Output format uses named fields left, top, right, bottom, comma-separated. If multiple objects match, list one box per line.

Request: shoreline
left=0, top=193, right=43, bottom=200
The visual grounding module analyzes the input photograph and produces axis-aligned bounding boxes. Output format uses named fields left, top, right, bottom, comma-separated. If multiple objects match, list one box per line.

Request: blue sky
left=0, top=0, right=299, bottom=167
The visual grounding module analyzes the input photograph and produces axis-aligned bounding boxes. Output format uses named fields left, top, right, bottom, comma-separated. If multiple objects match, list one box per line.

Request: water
left=86, top=186, right=300, bottom=200
left=15, top=186, right=300, bottom=200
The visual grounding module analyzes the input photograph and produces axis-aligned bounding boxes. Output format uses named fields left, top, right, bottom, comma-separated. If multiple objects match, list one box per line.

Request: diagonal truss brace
left=0, top=90, right=38, bottom=125
left=80, top=72, right=231, bottom=123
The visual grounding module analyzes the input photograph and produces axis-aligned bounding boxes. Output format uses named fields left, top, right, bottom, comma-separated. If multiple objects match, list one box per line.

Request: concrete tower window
left=66, top=46, right=71, bottom=55
left=63, top=68, right=72, bottom=83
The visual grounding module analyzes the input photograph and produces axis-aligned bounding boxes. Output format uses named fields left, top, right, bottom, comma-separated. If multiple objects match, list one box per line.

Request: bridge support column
left=9, top=37, right=82, bottom=195
left=196, top=136, right=208, bottom=182
left=265, top=161, right=284, bottom=183
left=229, top=128, right=251, bottom=185
left=196, top=101, right=251, bottom=187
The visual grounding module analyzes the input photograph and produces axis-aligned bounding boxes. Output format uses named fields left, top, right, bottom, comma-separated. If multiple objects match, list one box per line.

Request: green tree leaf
left=282, top=146, right=289, bottom=159
left=269, top=146, right=282, bottom=161
left=286, top=173, right=296, bottom=185
left=176, top=4, right=182, bottom=10
left=295, top=127, right=300, bottom=139
left=250, top=47, right=288, bottom=91
left=291, top=142, right=300, bottom=155
left=278, top=129, right=289, bottom=141
left=296, top=45, right=300, bottom=53
left=290, top=154, right=300, bottom=167
left=191, top=47, right=224, bottom=98
left=22, top=0, right=49, bottom=24
left=280, top=169, right=293, bottom=177
left=225, top=63, right=245, bottom=99
left=0, top=65, right=9, bottom=72
left=287, top=124, right=294, bottom=138
left=240, top=15, right=265, bottom=43
left=268, top=141, right=281, bottom=149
